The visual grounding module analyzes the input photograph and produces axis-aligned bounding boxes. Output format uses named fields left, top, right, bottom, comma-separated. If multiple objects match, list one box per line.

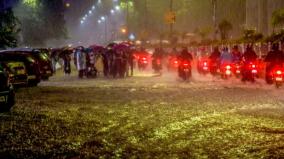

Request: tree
left=0, top=8, right=20, bottom=49
left=194, top=27, right=212, bottom=41
left=241, top=28, right=263, bottom=43
left=218, top=19, right=233, bottom=40
left=272, top=8, right=284, bottom=31
left=15, top=0, right=67, bottom=46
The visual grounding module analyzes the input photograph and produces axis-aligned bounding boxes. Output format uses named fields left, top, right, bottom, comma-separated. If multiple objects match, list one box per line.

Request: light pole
left=100, top=16, right=107, bottom=43
left=126, top=0, right=130, bottom=40
left=212, top=0, right=217, bottom=40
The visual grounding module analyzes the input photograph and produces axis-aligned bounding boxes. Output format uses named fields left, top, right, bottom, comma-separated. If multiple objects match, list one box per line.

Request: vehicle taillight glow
left=183, top=63, right=189, bottom=66
left=204, top=62, right=207, bottom=66
left=174, top=61, right=178, bottom=64
left=225, top=70, right=231, bottom=75
left=252, top=65, right=256, bottom=68
left=276, top=70, right=282, bottom=75
left=252, top=69, right=257, bottom=74
left=226, top=65, right=231, bottom=69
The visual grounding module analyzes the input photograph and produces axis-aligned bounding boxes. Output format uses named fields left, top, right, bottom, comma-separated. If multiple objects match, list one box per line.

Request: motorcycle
left=242, top=62, right=258, bottom=82
left=273, top=67, right=284, bottom=88
left=167, top=56, right=179, bottom=71
left=197, top=60, right=210, bottom=75
left=138, top=56, right=148, bottom=70
left=266, top=65, right=284, bottom=88
left=210, top=61, right=219, bottom=76
left=234, top=63, right=242, bottom=78
left=152, top=58, right=162, bottom=74
left=179, top=60, right=192, bottom=81
left=220, top=64, right=233, bottom=79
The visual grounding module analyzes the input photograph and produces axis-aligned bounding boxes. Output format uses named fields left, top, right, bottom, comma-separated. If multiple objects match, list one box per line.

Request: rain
left=0, top=0, right=284, bottom=158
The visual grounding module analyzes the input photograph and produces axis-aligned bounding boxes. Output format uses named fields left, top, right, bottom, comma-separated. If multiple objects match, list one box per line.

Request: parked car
left=2, top=61, right=28, bottom=87
left=34, top=48, right=54, bottom=80
left=4, top=48, right=53, bottom=80
left=0, top=51, right=41, bottom=86
left=0, top=62, right=15, bottom=111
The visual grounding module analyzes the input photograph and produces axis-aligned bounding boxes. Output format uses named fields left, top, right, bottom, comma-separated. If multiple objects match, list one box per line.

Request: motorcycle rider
left=209, top=46, right=221, bottom=75
left=242, top=44, right=258, bottom=81
left=152, top=48, right=164, bottom=73
left=220, top=47, right=233, bottom=66
left=178, top=47, right=193, bottom=77
left=264, top=43, right=284, bottom=83
left=232, top=45, right=242, bottom=64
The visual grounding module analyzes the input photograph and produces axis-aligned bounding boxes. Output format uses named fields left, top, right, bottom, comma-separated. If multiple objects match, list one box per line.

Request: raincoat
left=75, top=50, right=86, bottom=71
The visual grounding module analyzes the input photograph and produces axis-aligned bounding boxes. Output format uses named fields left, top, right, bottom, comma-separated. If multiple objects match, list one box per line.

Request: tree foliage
left=15, top=0, right=67, bottom=47
left=241, top=29, right=263, bottom=43
left=0, top=8, right=20, bottom=49
left=272, top=8, right=284, bottom=28
left=218, top=19, right=233, bottom=40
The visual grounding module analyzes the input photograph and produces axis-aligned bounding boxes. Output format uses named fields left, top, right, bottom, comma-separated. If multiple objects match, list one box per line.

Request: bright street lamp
left=115, top=5, right=120, bottom=11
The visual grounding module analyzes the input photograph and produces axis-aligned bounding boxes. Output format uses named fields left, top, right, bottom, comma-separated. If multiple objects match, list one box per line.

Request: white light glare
left=115, top=5, right=120, bottom=11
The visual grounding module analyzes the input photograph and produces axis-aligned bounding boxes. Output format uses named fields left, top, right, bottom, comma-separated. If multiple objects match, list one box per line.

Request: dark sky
left=0, top=0, right=19, bottom=11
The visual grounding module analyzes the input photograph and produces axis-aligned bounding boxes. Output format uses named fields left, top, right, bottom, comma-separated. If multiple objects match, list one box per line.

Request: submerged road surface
left=0, top=71, right=283, bottom=158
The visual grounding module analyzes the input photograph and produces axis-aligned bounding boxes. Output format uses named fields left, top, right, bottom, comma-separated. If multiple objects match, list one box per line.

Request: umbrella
left=113, top=43, right=130, bottom=52
left=89, top=45, right=106, bottom=53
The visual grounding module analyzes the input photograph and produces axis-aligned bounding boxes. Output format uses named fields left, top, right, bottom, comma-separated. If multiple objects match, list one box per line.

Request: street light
left=99, top=16, right=108, bottom=43
left=115, top=5, right=120, bottom=11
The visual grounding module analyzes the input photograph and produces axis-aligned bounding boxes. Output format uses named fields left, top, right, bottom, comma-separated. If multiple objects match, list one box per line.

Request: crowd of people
left=47, top=42, right=284, bottom=85
left=49, top=43, right=136, bottom=79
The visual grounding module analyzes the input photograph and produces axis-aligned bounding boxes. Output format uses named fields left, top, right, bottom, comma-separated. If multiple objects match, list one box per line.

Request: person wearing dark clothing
left=232, top=45, right=242, bottom=63
left=62, top=50, right=71, bottom=75
left=265, top=43, right=284, bottom=83
left=241, top=45, right=258, bottom=81
left=128, top=49, right=135, bottom=76
left=178, top=48, right=193, bottom=61
left=209, top=47, right=221, bottom=62
left=243, top=45, right=257, bottom=62
left=103, top=49, right=114, bottom=77
left=209, top=46, right=221, bottom=75
left=152, top=48, right=164, bottom=72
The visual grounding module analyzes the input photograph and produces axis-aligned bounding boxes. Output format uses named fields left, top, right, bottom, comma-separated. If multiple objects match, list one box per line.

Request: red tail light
left=142, top=57, right=146, bottom=60
left=276, top=70, right=282, bottom=75
left=226, top=65, right=231, bottom=70
left=203, top=62, right=207, bottom=66
left=174, top=60, right=178, bottom=64
left=183, top=63, right=189, bottom=66
left=252, top=69, right=257, bottom=74
left=157, top=60, right=161, bottom=65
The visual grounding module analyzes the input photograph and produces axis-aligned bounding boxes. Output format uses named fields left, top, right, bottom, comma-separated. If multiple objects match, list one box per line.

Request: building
left=246, top=0, right=284, bottom=35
